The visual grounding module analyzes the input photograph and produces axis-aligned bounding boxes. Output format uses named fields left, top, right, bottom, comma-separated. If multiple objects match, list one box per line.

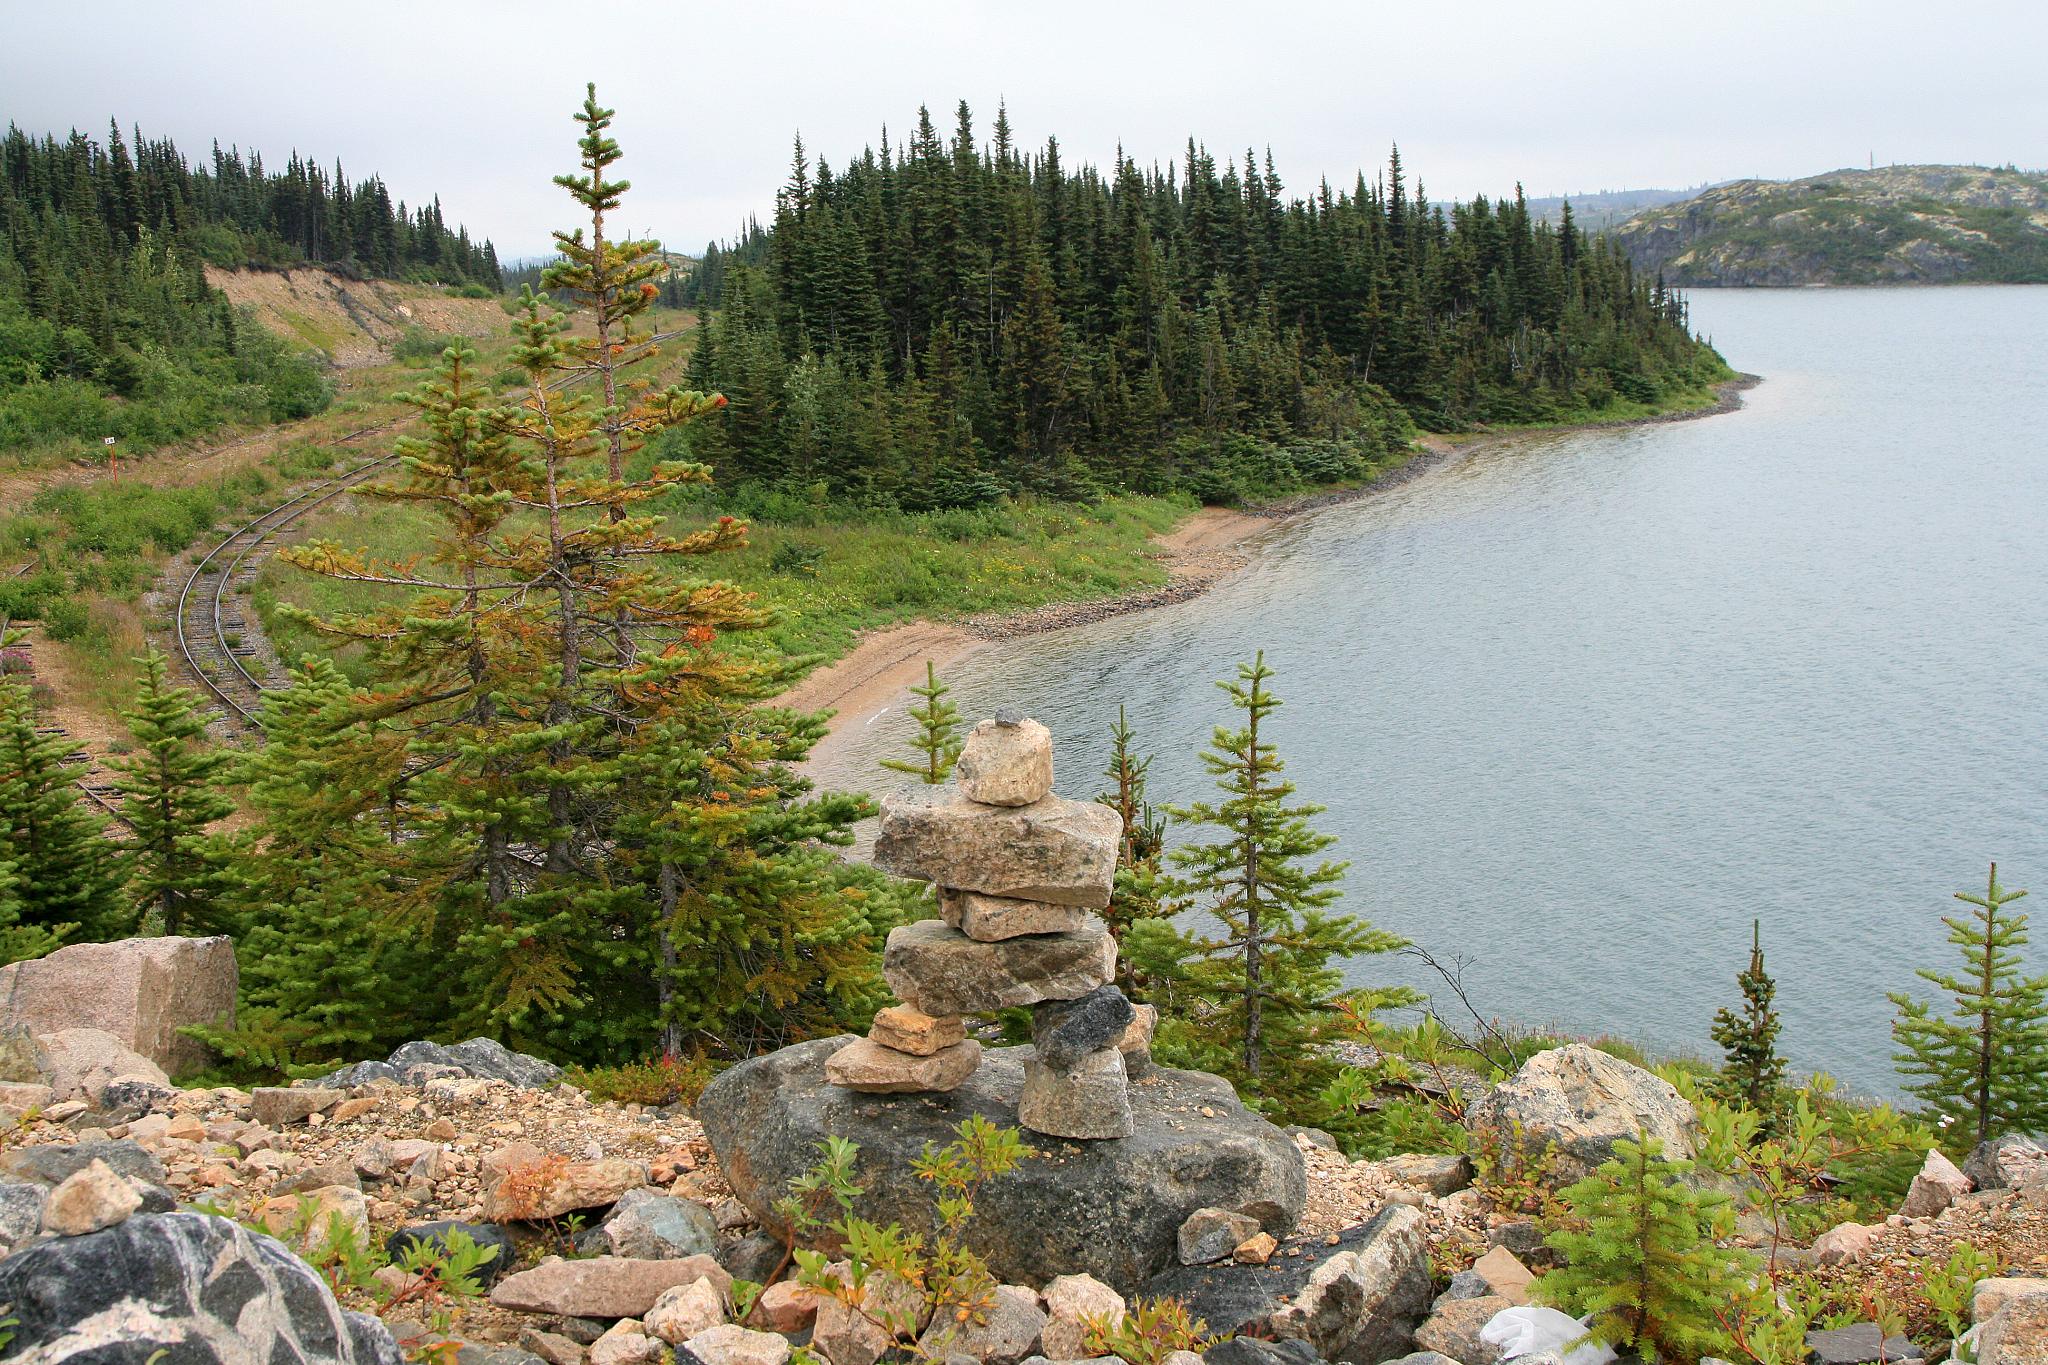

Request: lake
left=811, top=285, right=2048, bottom=1098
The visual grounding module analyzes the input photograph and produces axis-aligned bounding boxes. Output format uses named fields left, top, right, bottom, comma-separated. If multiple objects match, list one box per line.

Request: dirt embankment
left=206, top=267, right=507, bottom=368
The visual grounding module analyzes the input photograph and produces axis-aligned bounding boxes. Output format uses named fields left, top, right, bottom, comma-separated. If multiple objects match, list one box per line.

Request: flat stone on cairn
left=874, top=787, right=1119, bottom=907
left=1021, top=1046, right=1134, bottom=1140
left=940, top=888, right=1094, bottom=941
left=868, top=1005, right=965, bottom=1056
left=883, top=920, right=1116, bottom=1018
left=824, top=1036, right=982, bottom=1094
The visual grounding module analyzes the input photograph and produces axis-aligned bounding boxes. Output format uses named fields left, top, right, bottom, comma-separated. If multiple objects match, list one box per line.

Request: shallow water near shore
left=809, top=286, right=2048, bottom=1098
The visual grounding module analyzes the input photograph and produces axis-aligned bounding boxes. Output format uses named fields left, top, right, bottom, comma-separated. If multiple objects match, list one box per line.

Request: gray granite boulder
left=0, top=1210, right=401, bottom=1363
left=698, top=1037, right=1304, bottom=1292
left=0, top=1137, right=166, bottom=1188
left=875, top=789, right=1119, bottom=906
left=1965, top=1134, right=2048, bottom=1191
left=575, top=1188, right=718, bottom=1260
left=388, top=1039, right=561, bottom=1088
left=1463, top=1044, right=1698, bottom=1185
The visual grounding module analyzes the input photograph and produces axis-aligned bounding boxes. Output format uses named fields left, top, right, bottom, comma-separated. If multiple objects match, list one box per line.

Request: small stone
left=163, top=1113, right=206, bottom=1143
left=483, top=1156, right=647, bottom=1221
left=492, top=1255, right=732, bottom=1318
left=1040, top=1274, right=1125, bottom=1361
left=1233, top=1232, right=1278, bottom=1265
left=581, top=1188, right=719, bottom=1261
left=42, top=1099, right=88, bottom=1122
left=686, top=1323, right=794, bottom=1365
left=41, top=1159, right=141, bottom=1237
left=425, top=1116, right=460, bottom=1141
left=812, top=1263, right=925, bottom=1365
left=331, top=1097, right=379, bottom=1123
left=588, top=1322, right=663, bottom=1365
left=1117, top=1005, right=1158, bottom=1077
left=519, top=1329, right=586, bottom=1365
left=1032, top=987, right=1136, bottom=1072
left=955, top=716, right=1054, bottom=807
left=869, top=1005, right=968, bottom=1057
left=940, top=888, right=1094, bottom=942
left=874, top=789, right=1119, bottom=906
left=644, top=1276, right=726, bottom=1345
left=1414, top=1296, right=1511, bottom=1365
left=1805, top=1322, right=1925, bottom=1365
left=1813, top=1221, right=1875, bottom=1267
left=1380, top=1153, right=1475, bottom=1197
left=1177, top=1206, right=1262, bottom=1265
left=918, top=1282, right=1045, bottom=1365
left=824, top=1037, right=983, bottom=1093
left=885, top=919, right=1116, bottom=1017
left=1899, top=1148, right=1972, bottom=1218
left=1467, top=1245, right=1533, bottom=1305
left=751, top=1278, right=819, bottom=1334
left=1020, top=1047, right=1132, bottom=1140
left=259, top=1184, right=370, bottom=1256
left=250, top=1086, right=344, bottom=1127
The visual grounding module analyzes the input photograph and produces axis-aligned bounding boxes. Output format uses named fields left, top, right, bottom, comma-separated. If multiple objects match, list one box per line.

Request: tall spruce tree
left=1709, top=919, right=1787, bottom=1132
left=109, top=648, right=236, bottom=936
left=879, top=662, right=964, bottom=785
left=0, top=677, right=121, bottom=944
left=1535, top=1136, right=1751, bottom=1362
left=1095, top=704, right=1168, bottom=994
left=1889, top=863, right=2048, bottom=1147
left=1142, top=654, right=1415, bottom=1116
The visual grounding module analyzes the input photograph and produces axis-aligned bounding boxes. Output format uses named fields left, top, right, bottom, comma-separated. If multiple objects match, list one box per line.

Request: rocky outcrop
left=698, top=1036, right=1305, bottom=1292
left=1147, top=1207, right=1432, bottom=1363
left=1462, top=1044, right=1697, bottom=1183
left=0, top=936, right=237, bottom=1077
left=1965, top=1135, right=2048, bottom=1191
left=0, top=1210, right=401, bottom=1363
left=319, top=1038, right=562, bottom=1090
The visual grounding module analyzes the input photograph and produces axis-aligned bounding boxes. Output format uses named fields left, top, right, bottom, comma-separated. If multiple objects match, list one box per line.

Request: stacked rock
left=832, top=709, right=1142, bottom=1139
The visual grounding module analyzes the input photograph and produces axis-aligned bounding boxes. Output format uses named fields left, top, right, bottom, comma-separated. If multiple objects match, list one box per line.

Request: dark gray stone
left=317, top=1060, right=401, bottom=1088
left=387, top=1039, right=562, bottom=1089
left=699, top=1037, right=1304, bottom=1293
left=1207, top=1339, right=1327, bottom=1365
left=386, top=1220, right=517, bottom=1285
left=1146, top=1207, right=1430, bottom=1364
left=1964, top=1134, right=2048, bottom=1190
left=1484, top=1219, right=1557, bottom=1270
left=1031, top=986, right=1135, bottom=1072
left=0, top=1210, right=402, bottom=1363
left=1434, top=1271, right=1489, bottom=1305
left=1805, top=1324, right=1925, bottom=1365
left=0, top=1177, right=47, bottom=1245
left=717, top=1227, right=786, bottom=1284
left=574, top=1187, right=718, bottom=1259
left=0, top=1137, right=166, bottom=1187
left=97, top=1076, right=178, bottom=1121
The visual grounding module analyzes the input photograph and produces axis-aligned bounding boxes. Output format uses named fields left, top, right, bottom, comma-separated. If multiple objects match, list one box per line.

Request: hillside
left=205, top=266, right=508, bottom=368
left=1612, top=164, right=2048, bottom=285
left=1524, top=185, right=1705, bottom=232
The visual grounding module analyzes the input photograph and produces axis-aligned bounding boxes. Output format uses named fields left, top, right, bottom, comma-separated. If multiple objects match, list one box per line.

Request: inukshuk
left=824, top=710, right=1146, bottom=1139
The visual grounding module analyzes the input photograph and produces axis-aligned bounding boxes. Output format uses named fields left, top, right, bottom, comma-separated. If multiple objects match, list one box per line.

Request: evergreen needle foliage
left=109, top=648, right=236, bottom=936
left=1536, top=1135, right=1752, bottom=1362
left=0, top=675, right=119, bottom=949
left=1889, top=862, right=2048, bottom=1147
left=1709, top=918, right=1787, bottom=1134
left=1096, top=705, right=1169, bottom=992
left=1135, top=653, right=1416, bottom=1124
left=879, top=661, right=963, bottom=785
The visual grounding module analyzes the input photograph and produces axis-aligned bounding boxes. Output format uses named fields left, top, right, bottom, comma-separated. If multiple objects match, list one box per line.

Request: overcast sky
left=6, top=0, right=2042, bottom=260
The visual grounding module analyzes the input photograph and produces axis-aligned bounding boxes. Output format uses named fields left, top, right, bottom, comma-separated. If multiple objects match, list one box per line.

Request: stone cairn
left=822, top=710, right=1156, bottom=1139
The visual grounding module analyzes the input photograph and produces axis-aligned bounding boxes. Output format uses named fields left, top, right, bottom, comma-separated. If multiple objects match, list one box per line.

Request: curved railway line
left=171, top=331, right=689, bottom=731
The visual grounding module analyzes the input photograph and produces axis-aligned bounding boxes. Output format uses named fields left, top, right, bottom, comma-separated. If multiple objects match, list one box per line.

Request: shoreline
left=782, top=374, right=1759, bottom=769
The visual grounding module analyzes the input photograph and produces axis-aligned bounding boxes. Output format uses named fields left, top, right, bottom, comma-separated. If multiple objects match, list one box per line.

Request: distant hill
left=1524, top=186, right=1707, bottom=232
left=1611, top=164, right=2048, bottom=286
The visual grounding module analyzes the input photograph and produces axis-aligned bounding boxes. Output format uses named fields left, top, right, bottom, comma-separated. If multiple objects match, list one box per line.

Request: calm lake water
left=812, top=286, right=2048, bottom=1097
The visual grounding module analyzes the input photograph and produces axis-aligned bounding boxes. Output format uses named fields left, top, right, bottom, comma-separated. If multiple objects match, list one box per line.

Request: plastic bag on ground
left=1478, top=1305, right=1619, bottom=1365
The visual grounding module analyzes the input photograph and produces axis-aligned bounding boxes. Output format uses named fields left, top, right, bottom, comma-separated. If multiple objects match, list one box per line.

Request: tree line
left=0, top=120, right=500, bottom=456
left=676, top=103, right=1729, bottom=509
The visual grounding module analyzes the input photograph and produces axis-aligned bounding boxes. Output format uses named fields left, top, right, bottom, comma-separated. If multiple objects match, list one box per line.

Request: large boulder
left=1980, top=1293, right=2048, bottom=1365
left=1146, top=1207, right=1431, bottom=1363
left=30, top=1027, right=170, bottom=1105
left=698, top=1037, right=1305, bottom=1292
left=0, top=1210, right=400, bottom=1363
left=1965, top=1135, right=2048, bottom=1191
left=874, top=789, right=1119, bottom=906
left=0, top=936, right=236, bottom=1078
left=1462, top=1044, right=1698, bottom=1184
left=318, top=1038, right=562, bottom=1090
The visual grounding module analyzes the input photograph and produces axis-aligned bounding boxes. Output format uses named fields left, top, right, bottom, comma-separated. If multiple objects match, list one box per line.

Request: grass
left=258, top=486, right=1196, bottom=684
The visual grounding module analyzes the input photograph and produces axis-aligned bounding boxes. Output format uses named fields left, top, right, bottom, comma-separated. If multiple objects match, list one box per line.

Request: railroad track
left=172, top=332, right=689, bottom=731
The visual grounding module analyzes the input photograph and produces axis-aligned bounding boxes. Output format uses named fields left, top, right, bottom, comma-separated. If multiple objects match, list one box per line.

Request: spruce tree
left=0, top=678, right=121, bottom=943
left=1709, top=918, right=1787, bottom=1133
left=1535, top=1135, right=1751, bottom=1362
left=109, top=648, right=236, bottom=936
left=1890, top=863, right=2048, bottom=1147
left=879, top=661, right=964, bottom=785
left=1145, top=653, right=1415, bottom=1115
left=1095, top=705, right=1169, bottom=993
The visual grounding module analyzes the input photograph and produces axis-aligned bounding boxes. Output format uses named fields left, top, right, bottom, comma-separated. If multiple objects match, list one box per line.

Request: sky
left=5, top=0, right=2043, bottom=261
